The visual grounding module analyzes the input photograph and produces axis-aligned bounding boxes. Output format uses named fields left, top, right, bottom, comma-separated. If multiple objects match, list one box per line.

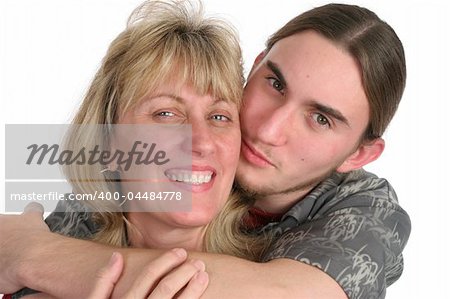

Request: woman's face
left=117, top=82, right=241, bottom=228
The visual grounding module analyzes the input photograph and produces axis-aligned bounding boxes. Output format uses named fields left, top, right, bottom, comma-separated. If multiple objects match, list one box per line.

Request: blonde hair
left=62, top=0, right=269, bottom=259
left=205, top=191, right=272, bottom=261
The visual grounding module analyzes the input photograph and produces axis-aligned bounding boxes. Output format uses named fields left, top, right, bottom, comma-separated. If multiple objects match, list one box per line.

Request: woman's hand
left=89, top=249, right=209, bottom=299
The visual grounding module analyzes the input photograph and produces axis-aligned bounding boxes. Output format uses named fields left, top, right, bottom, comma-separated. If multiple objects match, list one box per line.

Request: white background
left=1, top=0, right=449, bottom=298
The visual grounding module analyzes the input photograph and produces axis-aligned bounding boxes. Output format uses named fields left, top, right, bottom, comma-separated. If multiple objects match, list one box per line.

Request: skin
left=0, top=30, right=386, bottom=299
left=237, top=30, right=384, bottom=213
left=1, top=208, right=209, bottom=299
left=88, top=251, right=209, bottom=299
left=117, top=82, right=241, bottom=251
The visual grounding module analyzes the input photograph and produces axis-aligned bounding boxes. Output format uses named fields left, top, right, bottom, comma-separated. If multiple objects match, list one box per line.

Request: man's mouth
left=241, top=140, right=274, bottom=167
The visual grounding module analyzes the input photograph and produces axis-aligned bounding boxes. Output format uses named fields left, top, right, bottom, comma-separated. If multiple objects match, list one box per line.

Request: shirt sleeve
left=262, top=185, right=411, bottom=299
left=45, top=199, right=98, bottom=239
left=10, top=200, right=98, bottom=299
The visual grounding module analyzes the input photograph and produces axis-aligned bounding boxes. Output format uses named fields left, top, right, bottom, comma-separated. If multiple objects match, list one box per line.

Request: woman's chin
left=166, top=209, right=218, bottom=228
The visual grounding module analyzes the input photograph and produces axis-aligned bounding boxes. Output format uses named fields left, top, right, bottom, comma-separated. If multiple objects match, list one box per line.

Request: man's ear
left=336, top=138, right=385, bottom=173
left=254, top=51, right=266, bottom=65
left=248, top=51, right=266, bottom=76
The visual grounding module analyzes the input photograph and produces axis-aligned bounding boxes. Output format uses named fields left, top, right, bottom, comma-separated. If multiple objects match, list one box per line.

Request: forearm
left=17, top=233, right=104, bottom=298
left=19, top=233, right=346, bottom=299
left=184, top=254, right=347, bottom=299
left=114, top=250, right=300, bottom=299
left=17, top=232, right=161, bottom=299
left=112, top=251, right=345, bottom=299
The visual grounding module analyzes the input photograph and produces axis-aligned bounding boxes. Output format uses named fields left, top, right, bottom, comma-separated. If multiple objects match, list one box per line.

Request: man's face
left=236, top=30, right=372, bottom=204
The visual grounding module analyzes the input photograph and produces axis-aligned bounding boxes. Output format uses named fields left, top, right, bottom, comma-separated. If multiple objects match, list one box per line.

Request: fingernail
left=195, top=271, right=209, bottom=284
left=192, top=259, right=205, bottom=271
left=172, top=248, right=187, bottom=258
left=108, top=252, right=120, bottom=267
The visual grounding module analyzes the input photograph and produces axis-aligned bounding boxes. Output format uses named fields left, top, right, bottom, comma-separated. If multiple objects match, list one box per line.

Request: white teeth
left=164, top=170, right=213, bottom=185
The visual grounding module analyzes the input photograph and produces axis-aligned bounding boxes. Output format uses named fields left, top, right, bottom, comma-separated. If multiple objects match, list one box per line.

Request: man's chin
left=235, top=174, right=326, bottom=200
left=234, top=178, right=274, bottom=199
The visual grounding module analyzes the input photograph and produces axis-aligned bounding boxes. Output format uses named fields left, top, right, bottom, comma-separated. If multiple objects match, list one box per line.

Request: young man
left=0, top=3, right=410, bottom=299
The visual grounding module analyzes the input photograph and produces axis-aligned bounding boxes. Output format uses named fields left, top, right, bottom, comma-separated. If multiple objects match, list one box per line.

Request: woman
left=7, top=0, right=261, bottom=298
left=56, top=0, right=248, bottom=251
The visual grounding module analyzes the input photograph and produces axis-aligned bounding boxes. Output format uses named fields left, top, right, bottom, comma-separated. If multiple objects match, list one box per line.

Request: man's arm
left=1, top=209, right=346, bottom=299
left=22, top=236, right=346, bottom=299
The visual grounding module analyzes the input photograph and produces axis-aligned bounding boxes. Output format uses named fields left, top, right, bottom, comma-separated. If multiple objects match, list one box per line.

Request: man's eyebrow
left=309, top=101, right=350, bottom=126
left=267, top=60, right=287, bottom=88
left=264, top=62, right=349, bottom=126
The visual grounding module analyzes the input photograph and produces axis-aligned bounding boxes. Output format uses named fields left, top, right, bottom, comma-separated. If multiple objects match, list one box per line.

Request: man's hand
left=0, top=203, right=50, bottom=293
left=89, top=250, right=209, bottom=299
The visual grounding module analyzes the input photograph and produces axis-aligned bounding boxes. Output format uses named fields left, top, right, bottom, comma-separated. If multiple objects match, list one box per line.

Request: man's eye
left=312, top=113, right=330, bottom=127
left=267, top=77, right=284, bottom=94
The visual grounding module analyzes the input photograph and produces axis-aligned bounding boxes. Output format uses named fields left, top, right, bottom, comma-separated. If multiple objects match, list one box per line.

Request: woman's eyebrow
left=147, top=94, right=184, bottom=103
left=149, top=94, right=231, bottom=106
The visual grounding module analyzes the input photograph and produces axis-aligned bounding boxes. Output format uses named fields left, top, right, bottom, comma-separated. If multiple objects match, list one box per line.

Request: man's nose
left=255, top=106, right=293, bottom=146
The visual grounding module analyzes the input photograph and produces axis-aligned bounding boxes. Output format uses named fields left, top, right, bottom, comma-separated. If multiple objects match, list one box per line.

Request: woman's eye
left=152, top=110, right=181, bottom=123
left=211, top=114, right=230, bottom=122
left=312, top=113, right=331, bottom=128
left=155, top=111, right=175, bottom=117
left=267, top=77, right=284, bottom=94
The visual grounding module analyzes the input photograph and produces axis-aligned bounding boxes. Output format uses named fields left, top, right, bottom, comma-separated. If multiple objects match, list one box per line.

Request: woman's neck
left=126, top=212, right=207, bottom=251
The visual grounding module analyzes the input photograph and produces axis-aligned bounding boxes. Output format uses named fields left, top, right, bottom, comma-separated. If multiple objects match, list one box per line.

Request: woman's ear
left=336, top=138, right=385, bottom=173
left=106, top=135, right=120, bottom=172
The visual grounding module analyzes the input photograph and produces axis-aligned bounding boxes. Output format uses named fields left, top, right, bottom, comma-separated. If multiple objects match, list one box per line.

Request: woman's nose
left=181, top=120, right=215, bottom=158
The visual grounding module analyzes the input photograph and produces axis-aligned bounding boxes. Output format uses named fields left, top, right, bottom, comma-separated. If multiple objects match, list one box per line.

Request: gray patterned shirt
left=260, top=169, right=411, bottom=299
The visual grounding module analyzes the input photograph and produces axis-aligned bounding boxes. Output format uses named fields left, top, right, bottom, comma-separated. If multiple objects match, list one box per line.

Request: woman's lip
left=241, top=140, right=273, bottom=167
left=164, top=165, right=217, bottom=173
left=163, top=165, right=217, bottom=193
left=190, top=165, right=217, bottom=172
left=165, top=174, right=215, bottom=193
